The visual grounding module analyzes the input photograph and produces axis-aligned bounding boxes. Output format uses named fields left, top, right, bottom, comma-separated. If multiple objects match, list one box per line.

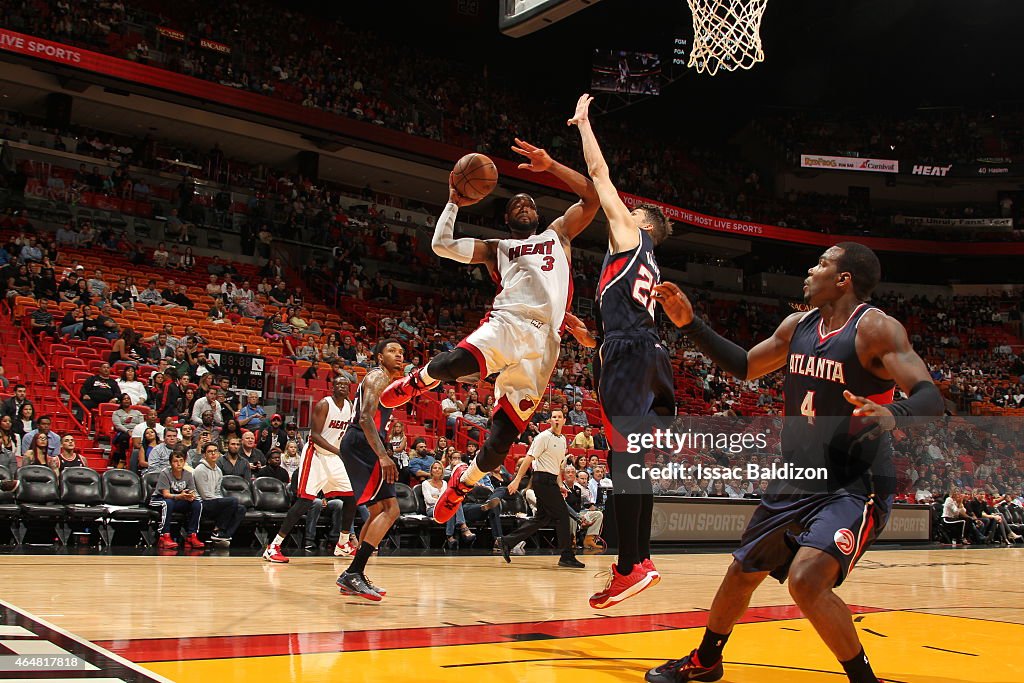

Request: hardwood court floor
left=2, top=547, right=1022, bottom=682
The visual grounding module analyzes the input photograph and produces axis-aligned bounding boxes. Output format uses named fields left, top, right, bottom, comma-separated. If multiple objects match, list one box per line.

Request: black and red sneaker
left=380, top=369, right=440, bottom=409
left=645, top=649, right=723, bottom=682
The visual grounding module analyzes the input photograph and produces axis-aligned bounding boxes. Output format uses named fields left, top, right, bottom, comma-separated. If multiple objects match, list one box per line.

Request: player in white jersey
left=263, top=375, right=358, bottom=563
left=381, top=133, right=599, bottom=525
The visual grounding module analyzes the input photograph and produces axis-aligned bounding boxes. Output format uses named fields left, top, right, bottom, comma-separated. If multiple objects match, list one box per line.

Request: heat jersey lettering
left=507, top=240, right=555, bottom=261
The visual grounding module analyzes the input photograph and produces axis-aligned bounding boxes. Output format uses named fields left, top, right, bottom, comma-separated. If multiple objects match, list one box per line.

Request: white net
left=687, top=0, right=767, bottom=76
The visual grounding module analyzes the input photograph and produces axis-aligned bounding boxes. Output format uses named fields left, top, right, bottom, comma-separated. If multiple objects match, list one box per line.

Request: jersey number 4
left=631, top=265, right=657, bottom=318
left=801, top=390, right=816, bottom=424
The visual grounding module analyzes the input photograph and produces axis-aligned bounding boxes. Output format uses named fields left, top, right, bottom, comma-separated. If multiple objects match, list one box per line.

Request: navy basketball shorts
left=594, top=331, right=676, bottom=448
left=733, top=492, right=892, bottom=587
left=340, top=431, right=396, bottom=506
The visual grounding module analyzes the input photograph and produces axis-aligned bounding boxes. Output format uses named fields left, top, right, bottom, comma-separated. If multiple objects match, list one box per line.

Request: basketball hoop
left=687, top=0, right=767, bottom=76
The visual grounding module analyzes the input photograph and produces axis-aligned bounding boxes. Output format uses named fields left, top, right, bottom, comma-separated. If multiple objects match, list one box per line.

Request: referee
left=500, top=407, right=585, bottom=568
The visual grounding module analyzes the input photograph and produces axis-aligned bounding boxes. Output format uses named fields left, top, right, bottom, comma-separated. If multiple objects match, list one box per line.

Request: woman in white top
left=421, top=461, right=476, bottom=549
left=117, top=366, right=149, bottom=406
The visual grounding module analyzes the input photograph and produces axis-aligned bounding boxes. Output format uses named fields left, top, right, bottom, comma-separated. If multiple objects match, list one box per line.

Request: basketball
left=452, top=153, right=498, bottom=200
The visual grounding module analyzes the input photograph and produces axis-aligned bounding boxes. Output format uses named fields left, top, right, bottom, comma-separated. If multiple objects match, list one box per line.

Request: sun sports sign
left=800, top=154, right=899, bottom=174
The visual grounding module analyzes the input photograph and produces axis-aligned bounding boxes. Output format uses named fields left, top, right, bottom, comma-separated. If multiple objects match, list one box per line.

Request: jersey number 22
left=631, top=265, right=656, bottom=318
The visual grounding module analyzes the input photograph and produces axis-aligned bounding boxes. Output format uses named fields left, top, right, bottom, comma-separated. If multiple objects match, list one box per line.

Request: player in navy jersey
left=646, top=243, right=943, bottom=683
left=335, top=338, right=406, bottom=601
left=567, top=93, right=675, bottom=609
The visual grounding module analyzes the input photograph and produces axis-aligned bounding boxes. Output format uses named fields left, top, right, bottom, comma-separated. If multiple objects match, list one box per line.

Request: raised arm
left=357, top=369, right=398, bottom=483
left=308, top=398, right=338, bottom=456
left=510, top=137, right=599, bottom=242
left=431, top=176, right=498, bottom=268
left=567, top=94, right=637, bottom=253
left=652, top=282, right=802, bottom=381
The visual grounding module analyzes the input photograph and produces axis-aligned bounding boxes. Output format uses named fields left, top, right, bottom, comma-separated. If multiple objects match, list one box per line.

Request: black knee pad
left=426, top=348, right=479, bottom=382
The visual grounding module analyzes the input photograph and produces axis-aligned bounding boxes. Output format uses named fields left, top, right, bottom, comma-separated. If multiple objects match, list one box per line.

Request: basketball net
left=687, top=0, right=767, bottom=76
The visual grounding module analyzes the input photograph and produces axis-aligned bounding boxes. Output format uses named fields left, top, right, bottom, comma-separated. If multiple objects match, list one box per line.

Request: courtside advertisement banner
left=801, top=154, right=900, bottom=173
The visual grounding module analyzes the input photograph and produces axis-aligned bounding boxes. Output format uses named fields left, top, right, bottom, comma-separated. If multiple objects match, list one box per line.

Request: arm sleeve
left=886, top=381, right=944, bottom=420
left=679, top=317, right=749, bottom=380
left=430, top=203, right=475, bottom=264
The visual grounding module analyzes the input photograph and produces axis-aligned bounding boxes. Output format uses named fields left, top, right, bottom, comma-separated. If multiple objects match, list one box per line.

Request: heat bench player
left=336, top=338, right=407, bottom=601
left=380, top=132, right=599, bottom=525
left=567, top=93, right=675, bottom=608
left=263, top=375, right=359, bottom=563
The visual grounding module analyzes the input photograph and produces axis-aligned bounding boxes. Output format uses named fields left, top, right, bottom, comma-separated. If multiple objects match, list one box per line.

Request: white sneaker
left=511, top=541, right=526, bottom=556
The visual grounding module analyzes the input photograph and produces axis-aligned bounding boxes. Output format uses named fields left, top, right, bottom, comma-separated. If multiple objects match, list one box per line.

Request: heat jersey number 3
left=631, top=264, right=656, bottom=318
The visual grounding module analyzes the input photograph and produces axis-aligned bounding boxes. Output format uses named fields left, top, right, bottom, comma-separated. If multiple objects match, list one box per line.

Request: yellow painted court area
left=146, top=610, right=1023, bottom=683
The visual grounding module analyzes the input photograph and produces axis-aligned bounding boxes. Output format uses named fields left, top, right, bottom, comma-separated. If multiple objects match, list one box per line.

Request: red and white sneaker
left=589, top=562, right=654, bottom=609
left=432, top=463, right=471, bottom=524
left=643, top=557, right=661, bottom=587
left=379, top=369, right=440, bottom=409
left=184, top=533, right=205, bottom=549
left=334, top=538, right=358, bottom=557
left=157, top=533, right=178, bottom=550
left=262, top=544, right=289, bottom=563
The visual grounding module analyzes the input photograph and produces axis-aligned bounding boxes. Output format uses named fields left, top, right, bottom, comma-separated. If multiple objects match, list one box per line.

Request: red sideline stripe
left=97, top=605, right=889, bottom=662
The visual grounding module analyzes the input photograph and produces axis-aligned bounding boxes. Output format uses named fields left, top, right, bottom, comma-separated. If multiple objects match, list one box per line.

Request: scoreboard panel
left=499, top=0, right=606, bottom=37
left=204, top=349, right=267, bottom=397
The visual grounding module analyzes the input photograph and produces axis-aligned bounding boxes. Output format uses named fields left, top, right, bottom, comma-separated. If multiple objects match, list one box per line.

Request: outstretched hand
left=844, top=390, right=896, bottom=443
left=563, top=312, right=597, bottom=348
left=651, top=282, right=694, bottom=328
left=567, top=93, right=593, bottom=127
left=511, top=138, right=553, bottom=173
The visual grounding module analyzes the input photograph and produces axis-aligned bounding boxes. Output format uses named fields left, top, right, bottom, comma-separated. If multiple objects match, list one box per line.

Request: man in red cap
left=257, top=413, right=289, bottom=454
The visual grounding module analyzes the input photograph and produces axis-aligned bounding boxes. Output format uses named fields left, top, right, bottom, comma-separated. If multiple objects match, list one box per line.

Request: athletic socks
left=271, top=534, right=286, bottom=548
left=696, top=628, right=730, bottom=666
left=461, top=460, right=486, bottom=488
left=418, top=366, right=436, bottom=385
left=347, top=541, right=376, bottom=575
left=840, top=648, right=878, bottom=683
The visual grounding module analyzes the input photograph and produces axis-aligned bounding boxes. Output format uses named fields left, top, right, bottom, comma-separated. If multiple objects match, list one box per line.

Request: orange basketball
left=451, top=153, right=498, bottom=200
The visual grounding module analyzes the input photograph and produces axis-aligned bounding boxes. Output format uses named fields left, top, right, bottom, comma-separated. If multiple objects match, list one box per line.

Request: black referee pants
left=504, top=472, right=573, bottom=559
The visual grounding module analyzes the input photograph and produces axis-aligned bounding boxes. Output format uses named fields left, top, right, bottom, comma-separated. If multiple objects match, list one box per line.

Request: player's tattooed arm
left=568, top=93, right=637, bottom=253
left=358, top=369, right=399, bottom=483
left=511, top=137, right=599, bottom=242
left=309, top=398, right=339, bottom=456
